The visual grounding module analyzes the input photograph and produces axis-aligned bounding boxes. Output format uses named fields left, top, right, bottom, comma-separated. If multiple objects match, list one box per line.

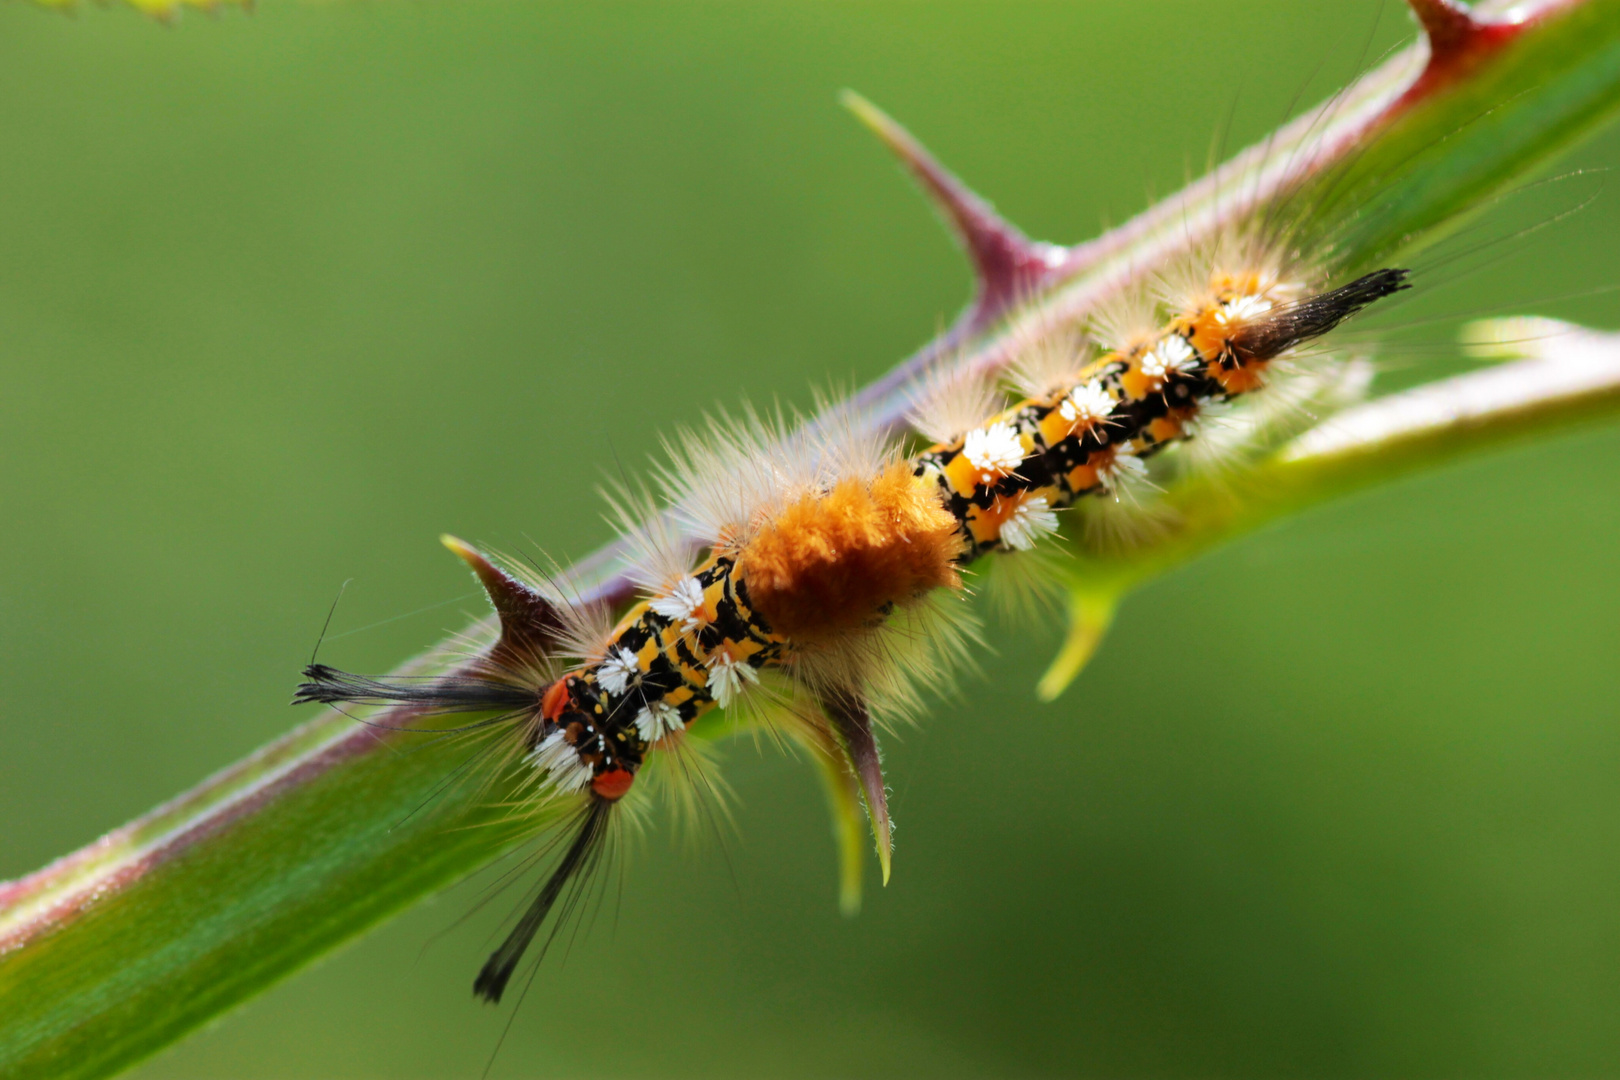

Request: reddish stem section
left=843, top=93, right=1071, bottom=334
left=1395, top=0, right=1531, bottom=111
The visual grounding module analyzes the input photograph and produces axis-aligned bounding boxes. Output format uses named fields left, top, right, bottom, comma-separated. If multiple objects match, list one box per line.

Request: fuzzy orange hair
left=738, top=463, right=964, bottom=643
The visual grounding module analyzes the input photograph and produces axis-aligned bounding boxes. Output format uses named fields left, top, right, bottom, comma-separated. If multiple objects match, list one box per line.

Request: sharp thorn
left=1399, top=0, right=1525, bottom=100
left=1407, top=0, right=1482, bottom=51
left=1036, top=587, right=1120, bottom=702
left=441, top=534, right=563, bottom=666
left=821, top=688, right=892, bottom=886
left=795, top=725, right=868, bottom=916
left=842, top=90, right=1069, bottom=322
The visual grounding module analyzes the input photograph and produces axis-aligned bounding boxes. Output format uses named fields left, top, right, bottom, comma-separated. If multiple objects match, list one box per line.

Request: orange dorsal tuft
left=738, top=463, right=963, bottom=642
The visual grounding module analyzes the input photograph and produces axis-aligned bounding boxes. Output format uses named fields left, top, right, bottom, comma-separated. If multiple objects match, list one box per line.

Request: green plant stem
left=1039, top=324, right=1620, bottom=697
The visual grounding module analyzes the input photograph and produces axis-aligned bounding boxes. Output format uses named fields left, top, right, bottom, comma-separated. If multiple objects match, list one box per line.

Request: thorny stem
left=570, top=0, right=1609, bottom=605
left=4, top=2, right=1620, bottom=1077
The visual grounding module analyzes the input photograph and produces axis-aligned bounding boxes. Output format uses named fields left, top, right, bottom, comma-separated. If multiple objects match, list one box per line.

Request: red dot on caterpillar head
left=541, top=678, right=572, bottom=722
left=592, top=768, right=634, bottom=801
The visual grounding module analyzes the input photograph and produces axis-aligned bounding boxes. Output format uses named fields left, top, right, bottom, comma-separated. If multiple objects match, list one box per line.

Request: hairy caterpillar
left=290, top=0, right=1557, bottom=1012
left=298, top=258, right=1407, bottom=1000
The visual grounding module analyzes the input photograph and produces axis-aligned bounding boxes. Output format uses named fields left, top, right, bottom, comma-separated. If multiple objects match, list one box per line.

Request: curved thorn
left=1396, top=0, right=1527, bottom=109
left=841, top=90, right=1069, bottom=324
left=441, top=534, right=563, bottom=665
left=821, top=689, right=892, bottom=886
left=1036, top=586, right=1121, bottom=702
left=1408, top=0, right=1485, bottom=51
left=795, top=725, right=868, bottom=916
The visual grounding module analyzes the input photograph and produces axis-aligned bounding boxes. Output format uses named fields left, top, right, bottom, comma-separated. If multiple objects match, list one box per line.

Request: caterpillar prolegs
left=296, top=261, right=1408, bottom=1002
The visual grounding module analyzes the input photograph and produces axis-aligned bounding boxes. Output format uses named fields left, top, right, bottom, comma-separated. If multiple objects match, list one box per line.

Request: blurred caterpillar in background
left=293, top=0, right=1538, bottom=1009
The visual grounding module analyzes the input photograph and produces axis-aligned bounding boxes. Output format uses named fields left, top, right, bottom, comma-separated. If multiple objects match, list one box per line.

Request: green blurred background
left=3, top=1, right=1620, bottom=1076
